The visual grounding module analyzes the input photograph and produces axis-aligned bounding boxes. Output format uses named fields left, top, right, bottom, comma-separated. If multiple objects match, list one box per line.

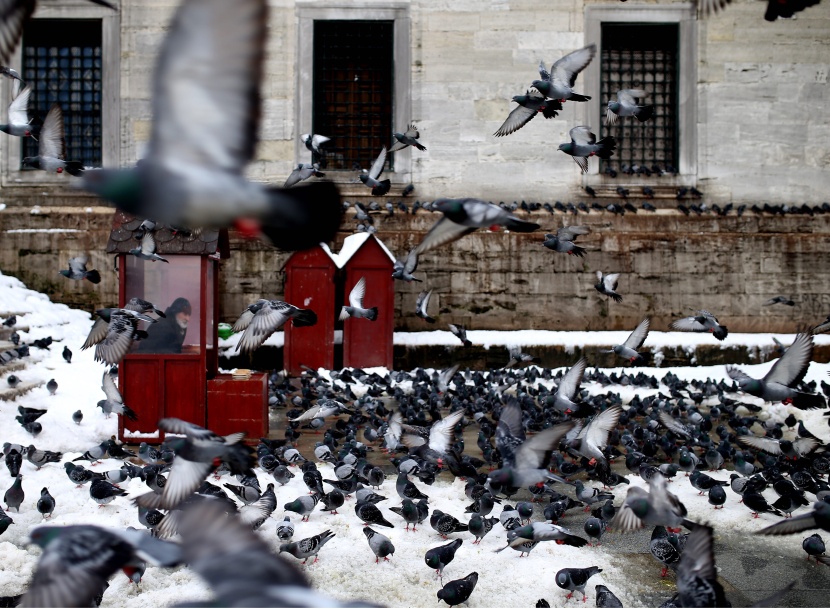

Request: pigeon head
left=433, top=199, right=465, bottom=221
left=629, top=497, right=651, bottom=519
left=82, top=168, right=143, bottom=214
left=555, top=571, right=569, bottom=587
left=28, top=525, right=59, bottom=550
left=21, top=157, right=40, bottom=170
left=557, top=142, right=573, bottom=154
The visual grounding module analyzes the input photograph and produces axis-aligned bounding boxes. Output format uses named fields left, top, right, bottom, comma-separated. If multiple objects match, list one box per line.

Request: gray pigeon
left=613, top=473, right=696, bottom=534
left=279, top=529, right=335, bottom=564
left=22, top=104, right=84, bottom=176
left=284, top=162, right=324, bottom=188
left=356, top=501, right=395, bottom=528
left=88, top=309, right=155, bottom=366
left=128, top=232, right=169, bottom=263
left=0, top=83, right=35, bottom=138
left=396, top=473, right=429, bottom=501
left=358, top=146, right=391, bottom=196
left=609, top=318, right=650, bottom=364
left=675, top=524, right=728, bottom=608
left=363, top=526, right=395, bottom=562
left=498, top=523, right=589, bottom=551
left=555, top=566, right=602, bottom=602
left=284, top=493, right=319, bottom=522
left=98, top=369, right=138, bottom=420
left=392, top=247, right=422, bottom=283
left=448, top=324, right=472, bottom=348
left=595, top=585, right=623, bottom=608
left=389, top=123, right=426, bottom=152
left=764, top=295, right=795, bottom=306
left=339, top=277, right=378, bottom=322
left=413, top=198, right=540, bottom=257
left=81, top=0, right=343, bottom=250
left=390, top=498, right=421, bottom=531
left=670, top=309, right=728, bottom=341
left=552, top=357, right=588, bottom=415
left=568, top=405, right=623, bottom=465
left=239, top=483, right=277, bottom=530
left=494, top=90, right=561, bottom=137
left=26, top=445, right=62, bottom=470
left=233, top=299, right=317, bottom=354
left=59, top=255, right=101, bottom=284
left=727, top=332, right=826, bottom=410
left=416, top=290, right=436, bottom=324
left=594, top=271, right=622, bottom=302
left=532, top=45, right=596, bottom=103
left=301, top=132, right=331, bottom=166
left=4, top=475, right=24, bottom=512
left=558, top=126, right=616, bottom=173
left=542, top=225, right=589, bottom=257
left=276, top=515, right=294, bottom=541
left=606, top=89, right=654, bottom=125
left=36, top=487, right=55, bottom=519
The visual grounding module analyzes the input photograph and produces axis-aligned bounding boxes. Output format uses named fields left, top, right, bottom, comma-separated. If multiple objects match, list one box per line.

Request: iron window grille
left=21, top=19, right=103, bottom=169
left=600, top=23, right=678, bottom=174
left=312, top=20, right=394, bottom=172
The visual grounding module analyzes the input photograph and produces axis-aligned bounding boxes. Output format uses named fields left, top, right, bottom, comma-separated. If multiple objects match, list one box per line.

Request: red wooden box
left=207, top=373, right=268, bottom=441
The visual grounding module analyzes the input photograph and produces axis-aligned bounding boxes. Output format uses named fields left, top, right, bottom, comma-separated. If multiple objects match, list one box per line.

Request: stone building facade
left=0, top=0, right=828, bottom=332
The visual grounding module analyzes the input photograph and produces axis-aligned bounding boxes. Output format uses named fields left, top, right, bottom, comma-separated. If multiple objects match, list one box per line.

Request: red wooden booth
left=339, top=234, right=395, bottom=369
left=106, top=213, right=267, bottom=443
left=282, top=245, right=337, bottom=376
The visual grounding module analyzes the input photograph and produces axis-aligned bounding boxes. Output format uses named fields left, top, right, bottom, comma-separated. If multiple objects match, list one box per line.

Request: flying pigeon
left=359, top=146, right=391, bottom=196
left=670, top=309, right=728, bottom=341
left=98, top=369, right=138, bottom=420
left=59, top=255, right=101, bottom=283
left=609, top=318, right=650, bottom=364
left=301, top=132, right=331, bottom=167
left=764, top=295, right=795, bottom=306
left=291, top=398, right=353, bottom=422
left=22, top=104, right=84, bottom=175
left=0, top=83, right=36, bottom=138
left=284, top=162, right=324, bottom=188
left=555, top=566, right=602, bottom=603
left=568, top=406, right=622, bottom=466
left=558, top=126, right=617, bottom=173
left=448, top=324, right=472, bottom=348
left=413, top=198, right=540, bottom=257
left=613, top=472, right=697, bottom=533
left=389, top=123, right=426, bottom=152
left=505, top=347, right=540, bottom=368
left=279, top=529, right=336, bottom=564
left=81, top=0, right=343, bottom=250
left=552, top=357, right=589, bottom=415
left=233, top=299, right=317, bottom=354
left=605, top=89, right=654, bottom=125
left=363, top=526, right=395, bottom=563
left=727, top=332, right=826, bottom=410
left=416, top=290, right=436, bottom=324
left=675, top=523, right=729, bottom=607
left=0, top=65, right=24, bottom=84
left=542, top=225, right=590, bottom=257
left=736, top=434, right=820, bottom=459
left=238, top=483, right=277, bottom=530
left=91, top=310, right=151, bottom=366
left=437, top=572, right=478, bottom=607
left=757, top=500, right=830, bottom=535
left=493, top=90, right=562, bottom=137
left=392, top=247, right=422, bottom=282
left=340, top=277, right=378, bottom=321
left=594, top=271, right=622, bottom=303
left=128, top=232, right=169, bottom=263
left=532, top=45, right=596, bottom=103
left=401, top=408, right=465, bottom=467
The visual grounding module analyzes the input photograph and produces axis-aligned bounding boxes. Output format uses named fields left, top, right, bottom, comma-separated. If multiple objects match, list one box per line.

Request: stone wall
left=1, top=200, right=828, bottom=335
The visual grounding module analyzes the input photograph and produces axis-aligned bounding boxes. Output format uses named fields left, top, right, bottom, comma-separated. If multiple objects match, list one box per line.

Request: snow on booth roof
left=318, top=233, right=397, bottom=269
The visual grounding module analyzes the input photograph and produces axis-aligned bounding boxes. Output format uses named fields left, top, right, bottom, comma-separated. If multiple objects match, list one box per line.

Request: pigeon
left=487, top=399, right=575, bottom=488
left=59, top=255, right=101, bottom=284
left=392, top=247, right=422, bottom=282
left=238, top=483, right=277, bottom=530
left=606, top=89, right=654, bottom=125
left=73, top=440, right=110, bottom=465
left=128, top=232, right=169, bottom=263
left=389, top=123, right=426, bottom=152
left=575, top=481, right=614, bottom=509
left=689, top=471, right=728, bottom=496
left=279, top=529, right=335, bottom=564
left=555, top=566, right=602, bottom=602
left=396, top=473, right=429, bottom=501
left=613, top=473, right=696, bottom=533
left=584, top=517, right=606, bottom=546
left=413, top=198, right=540, bottom=257
left=704, top=447, right=724, bottom=471
left=98, top=369, right=138, bottom=420
left=542, top=225, right=590, bottom=257
left=356, top=501, right=395, bottom=528
left=416, top=290, right=436, bottom=324
left=284, top=162, right=324, bottom=188
left=225, top=476, right=261, bottom=504
left=764, top=295, right=795, bottom=306
left=0, top=506, right=13, bottom=536
left=0, top=83, right=35, bottom=139
left=284, top=493, right=320, bottom=522
left=21, top=104, right=84, bottom=175
left=301, top=132, right=331, bottom=166
left=134, top=418, right=254, bottom=510
left=36, top=487, right=55, bottom=519
left=532, top=45, right=596, bottom=103
left=708, top=484, right=727, bottom=509
left=425, top=538, right=463, bottom=577
left=291, top=399, right=353, bottom=422
left=7, top=374, right=20, bottom=388
left=500, top=522, right=589, bottom=550
left=363, top=526, right=395, bottom=562
left=62, top=345, right=72, bottom=363
left=737, top=435, right=819, bottom=459
left=551, top=357, right=589, bottom=415
left=758, top=500, right=830, bottom=535
left=675, top=524, right=728, bottom=607
left=448, top=324, right=472, bottom=348
left=468, top=514, right=499, bottom=543
left=437, top=572, right=478, bottom=607
left=46, top=378, right=58, bottom=395
left=233, top=299, right=317, bottom=354
left=670, top=309, right=728, bottom=341
left=802, top=533, right=826, bottom=562
left=430, top=510, right=468, bottom=538
left=649, top=525, right=684, bottom=576
left=558, top=126, right=616, bottom=173
left=90, top=478, right=128, bottom=507
left=4, top=449, right=21, bottom=477
left=85, top=308, right=157, bottom=366
left=64, top=462, right=97, bottom=487
left=594, top=271, right=622, bottom=303
left=26, top=445, right=62, bottom=470
left=81, top=0, right=343, bottom=250
left=4, top=475, right=24, bottom=512
left=319, top=489, right=345, bottom=514
left=609, top=318, right=650, bottom=364
left=727, top=332, right=826, bottom=410
left=276, top=515, right=294, bottom=541
left=359, top=146, right=391, bottom=197
left=493, top=89, right=561, bottom=137
left=595, top=585, right=623, bottom=608
left=401, top=407, right=465, bottom=468
left=339, top=276, right=378, bottom=321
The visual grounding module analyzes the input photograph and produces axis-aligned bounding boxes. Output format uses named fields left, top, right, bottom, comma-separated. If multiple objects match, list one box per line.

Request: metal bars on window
left=21, top=19, right=103, bottom=169
left=600, top=23, right=678, bottom=174
left=313, top=20, right=394, bottom=172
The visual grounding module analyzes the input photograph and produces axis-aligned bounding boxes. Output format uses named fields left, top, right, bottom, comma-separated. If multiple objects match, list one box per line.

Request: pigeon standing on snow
left=363, top=526, right=395, bottom=562
left=532, top=45, right=596, bottom=103
left=4, top=475, right=24, bottom=512
left=22, top=104, right=84, bottom=176
left=727, top=332, right=826, bottom=410
left=543, top=226, right=590, bottom=257
left=90, top=478, right=128, bottom=507
left=558, top=126, right=616, bottom=173
left=594, top=271, right=622, bottom=303
left=555, top=566, right=602, bottom=602
left=595, top=585, right=623, bottom=608
left=279, top=529, right=335, bottom=564
left=276, top=515, right=294, bottom=542
left=36, top=487, right=55, bottom=519
left=26, top=445, right=62, bottom=470
left=339, top=277, right=378, bottom=321
left=437, top=572, right=478, bottom=606
left=4, top=449, right=21, bottom=477
left=62, top=346, right=72, bottom=363
left=425, top=538, right=463, bottom=578
left=46, top=378, right=58, bottom=395
left=59, top=256, right=101, bottom=284
left=358, top=146, right=391, bottom=197
left=81, top=0, right=342, bottom=250
left=0, top=506, right=13, bottom=535
left=605, top=89, right=654, bottom=125
left=390, top=498, right=421, bottom=531
left=670, top=309, right=728, bottom=341
left=356, top=501, right=395, bottom=528
left=284, top=493, right=320, bottom=522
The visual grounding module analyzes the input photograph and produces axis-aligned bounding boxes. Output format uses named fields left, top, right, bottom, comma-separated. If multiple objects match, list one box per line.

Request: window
left=0, top=2, right=118, bottom=186
left=583, top=5, right=696, bottom=180
left=21, top=19, right=103, bottom=168
left=297, top=4, right=411, bottom=181
left=600, top=23, right=678, bottom=174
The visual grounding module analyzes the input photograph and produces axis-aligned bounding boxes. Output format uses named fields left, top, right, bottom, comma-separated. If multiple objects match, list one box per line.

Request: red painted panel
left=207, top=373, right=268, bottom=441
left=119, top=358, right=162, bottom=443
left=342, top=238, right=394, bottom=369
left=284, top=247, right=336, bottom=375
left=163, top=358, right=205, bottom=427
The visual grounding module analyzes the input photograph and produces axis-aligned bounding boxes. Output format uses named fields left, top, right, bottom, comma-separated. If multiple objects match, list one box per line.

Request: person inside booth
left=135, top=297, right=192, bottom=354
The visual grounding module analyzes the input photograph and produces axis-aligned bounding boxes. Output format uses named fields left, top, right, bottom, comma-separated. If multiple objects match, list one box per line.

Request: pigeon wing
left=737, top=435, right=781, bottom=455
left=670, top=316, right=707, bottom=332
left=537, top=59, right=551, bottom=82
left=612, top=486, right=648, bottom=533
left=427, top=409, right=465, bottom=453
left=236, top=301, right=292, bottom=353
left=101, top=370, right=122, bottom=403
left=19, top=546, right=109, bottom=608
left=556, top=357, right=587, bottom=401
left=416, top=290, right=432, bottom=316
left=138, top=456, right=213, bottom=509
left=677, top=524, right=717, bottom=593
left=725, top=365, right=754, bottom=384
left=413, top=217, right=476, bottom=257
left=793, top=437, right=820, bottom=456
left=757, top=510, right=818, bottom=535
left=763, top=332, right=813, bottom=388
left=493, top=103, right=537, bottom=137
left=551, top=44, right=596, bottom=88
left=231, top=307, right=256, bottom=333
left=39, top=104, right=66, bottom=160
left=658, top=411, right=691, bottom=438
left=0, top=0, right=36, bottom=66
left=569, top=125, right=595, bottom=145
left=149, top=0, right=266, bottom=172
left=139, top=232, right=159, bottom=256
left=94, top=313, right=136, bottom=365
left=8, top=83, right=31, bottom=125
left=580, top=405, right=622, bottom=453
left=618, top=89, right=647, bottom=105
left=82, top=317, right=110, bottom=350
left=603, top=273, right=620, bottom=292
left=623, top=318, right=650, bottom=350
left=348, top=277, right=367, bottom=309
left=557, top=225, right=590, bottom=241
left=368, top=146, right=387, bottom=180
left=513, top=421, right=575, bottom=471
left=68, top=256, right=89, bottom=276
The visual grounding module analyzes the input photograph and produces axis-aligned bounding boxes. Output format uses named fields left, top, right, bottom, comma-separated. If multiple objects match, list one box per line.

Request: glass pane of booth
left=124, top=256, right=202, bottom=354
left=205, top=261, right=214, bottom=350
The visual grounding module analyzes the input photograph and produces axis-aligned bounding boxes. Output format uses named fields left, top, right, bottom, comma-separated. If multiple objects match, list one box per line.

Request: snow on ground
left=1, top=269, right=830, bottom=607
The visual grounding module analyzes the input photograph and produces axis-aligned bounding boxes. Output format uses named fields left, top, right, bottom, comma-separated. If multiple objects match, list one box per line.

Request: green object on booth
left=217, top=323, right=233, bottom=340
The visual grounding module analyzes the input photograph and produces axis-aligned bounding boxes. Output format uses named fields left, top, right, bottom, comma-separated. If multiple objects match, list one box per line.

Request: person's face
left=175, top=310, right=191, bottom=329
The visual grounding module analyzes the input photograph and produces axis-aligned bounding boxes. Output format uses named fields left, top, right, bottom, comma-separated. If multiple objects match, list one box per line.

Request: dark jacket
left=135, top=316, right=187, bottom=354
